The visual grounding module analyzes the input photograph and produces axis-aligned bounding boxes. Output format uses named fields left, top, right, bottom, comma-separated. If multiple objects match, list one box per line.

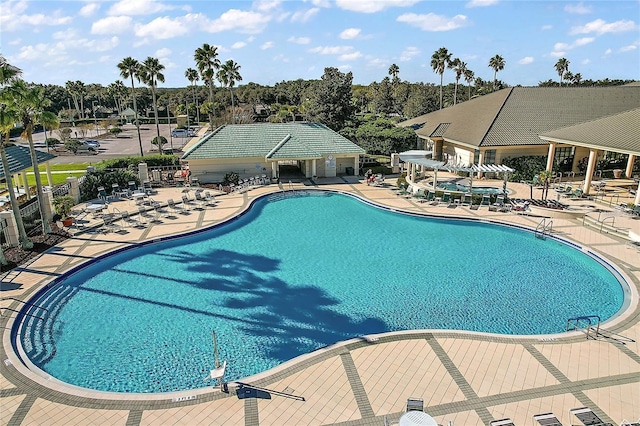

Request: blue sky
left=1, top=0, right=638, bottom=88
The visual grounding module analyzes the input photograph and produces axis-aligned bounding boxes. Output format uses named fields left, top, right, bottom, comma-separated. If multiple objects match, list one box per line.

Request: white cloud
left=307, top=0, right=330, bottom=7
left=338, top=64, right=352, bottom=72
left=400, top=46, right=420, bottom=61
left=397, top=13, right=468, bottom=31
left=570, top=19, right=638, bottom=35
left=253, top=0, right=282, bottom=12
left=0, top=1, right=72, bottom=32
left=79, top=3, right=101, bottom=17
left=582, top=58, right=591, bottom=64
left=466, top=0, right=498, bottom=8
left=574, top=37, right=595, bottom=47
left=288, top=36, right=311, bottom=44
left=155, top=48, right=171, bottom=57
left=261, top=41, right=275, bottom=49
left=272, top=53, right=289, bottom=63
left=335, top=0, right=419, bottom=13
left=15, top=44, right=50, bottom=61
left=247, top=36, right=255, bottom=42
left=551, top=36, right=594, bottom=56
left=208, top=9, right=271, bottom=34
left=91, top=16, right=132, bottom=35
left=232, top=41, right=247, bottom=49
left=366, top=58, right=388, bottom=68
left=108, top=0, right=172, bottom=16
left=309, top=45, right=354, bottom=55
left=550, top=51, right=566, bottom=58
left=604, top=48, right=612, bottom=55
left=518, top=56, right=534, bottom=64
left=620, top=44, right=637, bottom=52
left=564, top=2, right=592, bottom=14
left=339, top=51, right=362, bottom=61
left=339, top=28, right=361, bottom=39
left=291, top=7, right=319, bottom=22
left=541, top=24, right=552, bottom=30
left=134, top=16, right=189, bottom=39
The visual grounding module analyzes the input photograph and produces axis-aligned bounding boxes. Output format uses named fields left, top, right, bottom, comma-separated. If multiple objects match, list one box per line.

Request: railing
left=566, top=315, right=601, bottom=340
left=535, top=218, right=553, bottom=239
left=600, top=216, right=615, bottom=233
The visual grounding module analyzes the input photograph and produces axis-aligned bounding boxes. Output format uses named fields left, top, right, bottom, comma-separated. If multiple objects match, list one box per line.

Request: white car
left=172, top=129, right=195, bottom=138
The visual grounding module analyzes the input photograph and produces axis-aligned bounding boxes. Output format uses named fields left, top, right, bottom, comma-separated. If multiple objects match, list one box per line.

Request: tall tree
left=117, top=57, right=144, bottom=156
left=388, top=63, right=400, bottom=81
left=194, top=43, right=220, bottom=129
left=306, top=67, right=354, bottom=131
left=463, top=68, right=475, bottom=100
left=572, top=72, right=582, bottom=85
left=185, top=67, right=200, bottom=124
left=0, top=57, right=32, bottom=252
left=10, top=81, right=53, bottom=234
left=65, top=80, right=81, bottom=119
left=431, top=47, right=451, bottom=109
left=488, top=54, right=505, bottom=91
left=450, top=58, right=465, bottom=105
left=217, top=59, right=242, bottom=123
left=555, top=57, right=570, bottom=87
left=139, top=57, right=165, bottom=147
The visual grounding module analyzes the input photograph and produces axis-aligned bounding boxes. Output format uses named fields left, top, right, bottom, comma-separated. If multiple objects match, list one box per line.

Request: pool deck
left=1, top=176, right=639, bottom=426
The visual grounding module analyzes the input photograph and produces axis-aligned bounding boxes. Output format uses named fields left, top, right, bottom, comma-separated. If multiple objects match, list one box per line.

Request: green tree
left=306, top=67, right=354, bottom=131
left=488, top=54, right=505, bottom=91
left=0, top=57, right=32, bottom=252
left=355, top=118, right=416, bottom=155
left=8, top=80, right=53, bottom=234
left=370, top=77, right=394, bottom=115
left=388, top=63, right=399, bottom=81
left=185, top=67, right=200, bottom=124
left=451, top=58, right=466, bottom=105
left=217, top=59, right=242, bottom=123
left=463, top=68, right=475, bottom=100
left=117, top=57, right=144, bottom=156
left=555, top=57, right=570, bottom=87
left=431, top=47, right=451, bottom=109
left=194, top=43, right=221, bottom=129
left=139, top=56, right=165, bottom=148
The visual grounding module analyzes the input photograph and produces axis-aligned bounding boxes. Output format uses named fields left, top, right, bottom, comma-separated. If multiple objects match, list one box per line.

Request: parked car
left=172, top=129, right=189, bottom=138
left=83, top=140, right=100, bottom=148
left=76, top=145, right=98, bottom=155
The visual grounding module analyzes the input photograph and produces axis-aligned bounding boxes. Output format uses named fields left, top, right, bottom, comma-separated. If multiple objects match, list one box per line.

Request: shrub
left=97, top=155, right=181, bottom=171
left=52, top=195, right=76, bottom=219
left=79, top=169, right=140, bottom=202
left=110, top=127, right=123, bottom=136
left=45, top=137, right=60, bottom=147
left=151, top=136, right=167, bottom=147
left=222, top=171, right=239, bottom=186
left=64, top=138, right=82, bottom=153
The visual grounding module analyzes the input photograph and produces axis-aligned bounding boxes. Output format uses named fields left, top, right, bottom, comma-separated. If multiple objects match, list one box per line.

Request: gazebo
left=399, top=150, right=515, bottom=194
left=0, top=145, right=57, bottom=207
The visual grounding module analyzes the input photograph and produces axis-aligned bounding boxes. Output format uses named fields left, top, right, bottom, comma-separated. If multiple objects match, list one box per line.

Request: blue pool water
left=16, top=191, right=624, bottom=393
left=436, top=182, right=506, bottom=194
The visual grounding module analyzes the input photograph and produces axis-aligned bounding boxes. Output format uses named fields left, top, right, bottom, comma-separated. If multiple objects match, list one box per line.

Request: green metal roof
left=540, top=107, right=640, bottom=155
left=0, top=145, right=56, bottom=179
left=182, top=122, right=364, bottom=161
left=398, top=86, right=640, bottom=149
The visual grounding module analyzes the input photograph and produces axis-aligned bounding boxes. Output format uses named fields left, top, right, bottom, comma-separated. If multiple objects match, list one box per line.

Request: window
left=483, top=149, right=496, bottom=165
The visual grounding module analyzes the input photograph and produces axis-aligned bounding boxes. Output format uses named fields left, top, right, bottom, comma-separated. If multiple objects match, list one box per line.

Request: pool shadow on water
left=164, top=248, right=389, bottom=363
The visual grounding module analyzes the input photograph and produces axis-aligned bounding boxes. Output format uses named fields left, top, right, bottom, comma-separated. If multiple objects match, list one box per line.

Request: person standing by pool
left=365, top=169, right=373, bottom=184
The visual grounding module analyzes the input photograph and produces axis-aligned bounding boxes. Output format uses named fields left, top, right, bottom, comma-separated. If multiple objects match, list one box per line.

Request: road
left=14, top=124, right=195, bottom=165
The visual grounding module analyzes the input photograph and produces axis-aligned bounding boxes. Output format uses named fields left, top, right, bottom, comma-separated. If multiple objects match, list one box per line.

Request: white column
left=353, top=157, right=359, bottom=177
left=477, top=152, right=485, bottom=179
left=0, top=210, right=19, bottom=247
left=271, top=162, right=278, bottom=180
left=583, top=149, right=598, bottom=194
left=546, top=142, right=556, bottom=172
left=138, top=162, right=149, bottom=182
left=635, top=180, right=640, bottom=205
left=312, top=159, right=317, bottom=177
left=20, top=171, right=30, bottom=200
left=625, top=154, right=635, bottom=179
left=45, top=162, right=53, bottom=187
left=67, top=176, right=80, bottom=203
left=42, top=190, right=55, bottom=224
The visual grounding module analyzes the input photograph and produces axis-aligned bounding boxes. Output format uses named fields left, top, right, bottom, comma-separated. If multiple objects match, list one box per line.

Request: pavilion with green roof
left=0, top=145, right=56, bottom=207
left=181, top=122, right=365, bottom=183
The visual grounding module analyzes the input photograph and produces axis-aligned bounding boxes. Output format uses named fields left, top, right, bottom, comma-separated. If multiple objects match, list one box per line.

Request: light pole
left=92, top=101, right=98, bottom=137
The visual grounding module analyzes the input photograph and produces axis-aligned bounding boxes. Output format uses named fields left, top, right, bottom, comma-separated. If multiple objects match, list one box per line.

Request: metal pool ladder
left=566, top=315, right=601, bottom=340
left=535, top=218, right=553, bottom=239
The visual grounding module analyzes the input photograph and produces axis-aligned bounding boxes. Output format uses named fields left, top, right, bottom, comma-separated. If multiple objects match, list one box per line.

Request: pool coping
left=2, top=186, right=638, bottom=407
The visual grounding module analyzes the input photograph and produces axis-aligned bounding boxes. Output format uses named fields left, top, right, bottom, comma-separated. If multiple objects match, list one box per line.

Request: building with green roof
left=181, top=122, right=365, bottom=183
left=398, top=86, right=640, bottom=190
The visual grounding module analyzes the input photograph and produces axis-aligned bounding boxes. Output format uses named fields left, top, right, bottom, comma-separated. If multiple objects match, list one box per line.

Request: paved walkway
left=1, top=177, right=639, bottom=426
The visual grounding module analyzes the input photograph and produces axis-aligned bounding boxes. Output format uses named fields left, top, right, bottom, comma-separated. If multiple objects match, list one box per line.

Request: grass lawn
left=11, top=163, right=90, bottom=186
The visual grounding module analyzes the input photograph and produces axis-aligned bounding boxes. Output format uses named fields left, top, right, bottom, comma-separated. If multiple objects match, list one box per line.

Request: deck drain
left=172, top=395, right=197, bottom=402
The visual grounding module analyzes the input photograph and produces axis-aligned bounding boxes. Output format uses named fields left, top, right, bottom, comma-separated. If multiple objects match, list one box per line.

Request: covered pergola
left=399, top=150, right=515, bottom=195
left=0, top=145, right=57, bottom=207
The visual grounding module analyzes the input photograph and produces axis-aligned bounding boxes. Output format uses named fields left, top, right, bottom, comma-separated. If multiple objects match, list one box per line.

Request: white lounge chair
left=533, top=412, right=563, bottom=426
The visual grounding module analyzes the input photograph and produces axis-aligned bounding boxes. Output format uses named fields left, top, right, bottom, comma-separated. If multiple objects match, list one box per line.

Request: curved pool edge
left=2, top=186, right=638, bottom=402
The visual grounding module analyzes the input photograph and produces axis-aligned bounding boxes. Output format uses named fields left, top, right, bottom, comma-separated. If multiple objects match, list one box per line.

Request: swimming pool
left=436, top=182, right=507, bottom=194
left=15, top=191, right=625, bottom=393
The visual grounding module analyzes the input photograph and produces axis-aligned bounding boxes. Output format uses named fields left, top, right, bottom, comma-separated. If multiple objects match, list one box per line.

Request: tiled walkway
left=1, top=177, right=639, bottom=426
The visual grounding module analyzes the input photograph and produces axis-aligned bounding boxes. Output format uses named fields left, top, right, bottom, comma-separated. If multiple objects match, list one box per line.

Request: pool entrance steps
left=535, top=218, right=554, bottom=239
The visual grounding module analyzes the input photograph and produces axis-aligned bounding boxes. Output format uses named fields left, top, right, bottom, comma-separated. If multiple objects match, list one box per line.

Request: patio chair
left=406, top=397, right=423, bottom=412
left=533, top=412, right=563, bottom=426
left=461, top=193, right=472, bottom=206
left=194, top=191, right=212, bottom=209
left=167, top=198, right=187, bottom=215
left=101, top=212, right=123, bottom=233
left=569, top=407, right=613, bottom=426
left=203, top=191, right=217, bottom=206
left=138, top=206, right=159, bottom=224
left=490, top=419, right=515, bottom=426
left=424, top=190, right=435, bottom=204
left=120, top=210, right=144, bottom=228
left=441, top=192, right=451, bottom=205
left=181, top=194, right=198, bottom=210
left=97, top=186, right=111, bottom=203
left=481, top=193, right=491, bottom=206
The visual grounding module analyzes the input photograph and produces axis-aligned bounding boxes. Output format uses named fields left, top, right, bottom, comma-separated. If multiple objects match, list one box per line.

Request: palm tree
left=65, top=81, right=81, bottom=119
left=573, top=72, right=582, bottom=85
left=464, top=68, right=475, bottom=100
left=388, top=63, right=400, bottom=81
left=75, top=80, right=87, bottom=118
left=431, top=47, right=451, bottom=109
left=488, top=54, right=505, bottom=91
left=10, top=81, right=52, bottom=234
left=194, top=43, right=220, bottom=129
left=139, top=57, right=165, bottom=148
left=450, top=58, right=465, bottom=105
left=185, top=68, right=200, bottom=124
left=40, top=110, right=59, bottom=153
left=0, top=58, right=32, bottom=252
left=555, top=57, right=570, bottom=87
left=217, top=59, right=242, bottom=123
left=107, top=80, right=127, bottom=114
left=117, top=57, right=144, bottom=156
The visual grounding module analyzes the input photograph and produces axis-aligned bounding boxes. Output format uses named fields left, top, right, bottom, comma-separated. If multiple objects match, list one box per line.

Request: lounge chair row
left=487, top=406, right=621, bottom=426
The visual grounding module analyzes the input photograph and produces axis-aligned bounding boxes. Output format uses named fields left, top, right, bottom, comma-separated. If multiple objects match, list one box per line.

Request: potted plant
left=53, top=195, right=76, bottom=227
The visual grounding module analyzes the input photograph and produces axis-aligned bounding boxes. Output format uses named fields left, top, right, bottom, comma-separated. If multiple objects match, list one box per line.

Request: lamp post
left=92, top=100, right=98, bottom=137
